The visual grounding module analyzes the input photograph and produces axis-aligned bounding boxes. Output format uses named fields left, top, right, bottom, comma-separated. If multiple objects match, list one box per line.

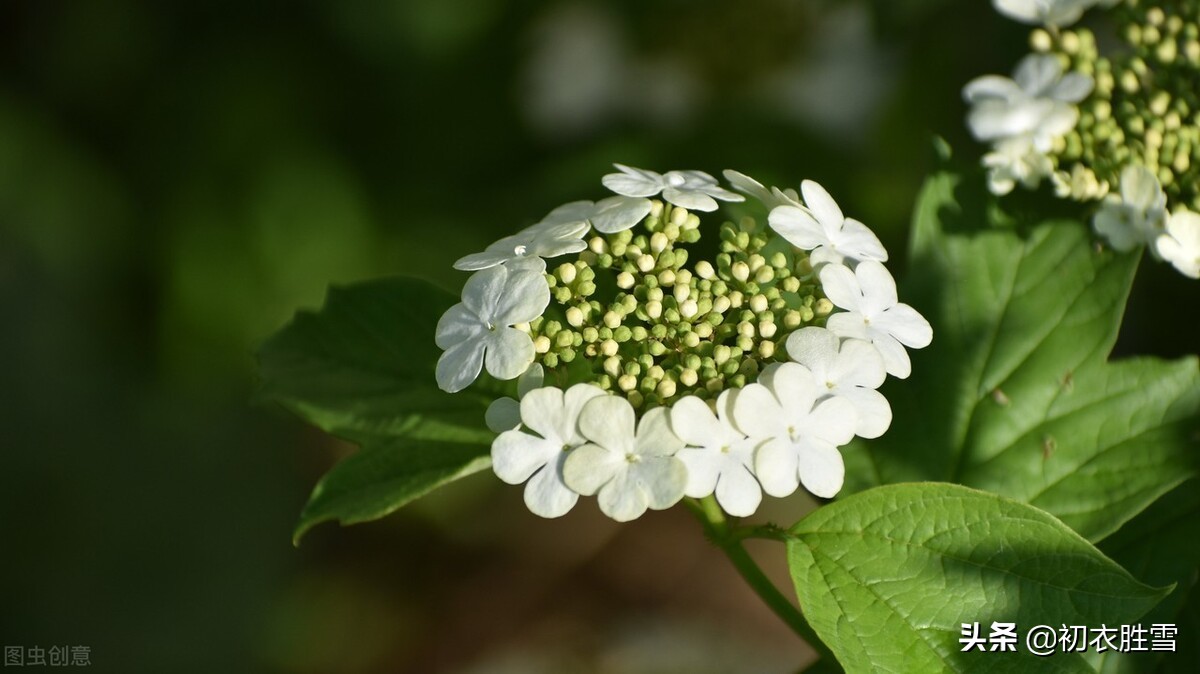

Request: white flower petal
left=810, top=396, right=858, bottom=447
left=1014, top=54, right=1063, bottom=96
left=818, top=263, right=863, bottom=312
left=784, top=327, right=838, bottom=379
left=632, top=457, right=688, bottom=510
left=517, top=364, right=545, bottom=398
left=714, top=464, right=762, bottom=517
left=539, top=200, right=596, bottom=227
left=825, top=311, right=870, bottom=341
left=485, top=397, right=521, bottom=433
left=963, top=75, right=1023, bottom=103
left=435, top=303, right=485, bottom=350
left=483, top=327, right=535, bottom=381
left=1157, top=211, right=1200, bottom=279
left=796, top=441, right=845, bottom=499
left=855, top=261, right=899, bottom=314
left=561, top=384, right=606, bottom=445
left=635, top=407, right=684, bottom=457
left=578, top=395, right=635, bottom=454
left=1093, top=206, right=1145, bottom=252
left=836, top=219, right=889, bottom=262
left=562, top=443, right=622, bottom=495
left=833, top=387, right=892, bottom=439
left=490, top=270, right=551, bottom=326
left=754, top=437, right=801, bottom=498
left=768, top=206, right=827, bottom=251
left=871, top=333, right=913, bottom=379
left=800, top=180, right=844, bottom=231
left=834, top=338, right=887, bottom=389
left=492, top=430, right=557, bottom=484
left=436, top=339, right=485, bottom=393
left=1049, top=73, right=1094, bottom=103
left=591, top=196, right=652, bottom=233
left=452, top=250, right=510, bottom=271
left=602, top=164, right=664, bottom=198
left=669, top=396, right=727, bottom=447
left=878, top=303, right=934, bottom=348
left=523, top=455, right=579, bottom=518
left=677, top=447, right=722, bottom=498
left=723, top=169, right=776, bottom=205
left=460, top=265, right=508, bottom=319
left=518, top=387, right=567, bottom=444
left=769, top=363, right=819, bottom=422
left=731, top=383, right=785, bottom=438
left=662, top=186, right=719, bottom=211
left=597, top=471, right=648, bottom=521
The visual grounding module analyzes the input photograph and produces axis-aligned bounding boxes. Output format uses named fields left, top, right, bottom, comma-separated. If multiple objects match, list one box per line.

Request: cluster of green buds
left=1035, top=0, right=1200, bottom=209
left=525, top=202, right=831, bottom=410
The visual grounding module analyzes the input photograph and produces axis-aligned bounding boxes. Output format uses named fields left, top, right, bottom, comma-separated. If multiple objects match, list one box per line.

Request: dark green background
left=1, top=1, right=1193, bottom=671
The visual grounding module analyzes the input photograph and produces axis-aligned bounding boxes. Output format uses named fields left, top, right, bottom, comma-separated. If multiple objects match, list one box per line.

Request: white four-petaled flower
left=563, top=396, right=688, bottom=522
left=491, top=383, right=606, bottom=518
left=785, top=327, right=892, bottom=439
left=603, top=164, right=744, bottom=212
left=537, top=196, right=654, bottom=234
left=732, top=363, right=857, bottom=499
left=453, top=221, right=590, bottom=272
left=669, top=392, right=763, bottom=517
left=1093, top=165, right=1168, bottom=253
left=964, top=53, right=1092, bottom=151
left=1155, top=210, right=1200, bottom=279
left=435, top=264, right=550, bottom=392
left=768, top=180, right=888, bottom=267
left=820, top=261, right=932, bottom=379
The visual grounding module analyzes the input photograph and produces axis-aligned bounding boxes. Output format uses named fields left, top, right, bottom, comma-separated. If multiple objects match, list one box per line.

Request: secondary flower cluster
left=965, top=0, right=1200, bottom=279
left=436, top=166, right=931, bottom=521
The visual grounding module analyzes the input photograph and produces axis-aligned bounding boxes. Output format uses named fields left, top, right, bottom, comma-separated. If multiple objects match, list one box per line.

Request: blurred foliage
left=1, top=0, right=1194, bottom=672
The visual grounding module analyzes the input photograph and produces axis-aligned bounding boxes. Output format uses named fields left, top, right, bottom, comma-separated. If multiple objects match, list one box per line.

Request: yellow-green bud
left=679, top=368, right=699, bottom=387
left=732, top=261, right=750, bottom=282
left=657, top=379, right=677, bottom=399
left=636, top=254, right=655, bottom=273
left=618, top=374, right=638, bottom=392
left=604, top=356, right=622, bottom=378
left=815, top=298, right=834, bottom=316
left=534, top=335, right=551, bottom=353
left=695, top=260, right=715, bottom=279
left=566, top=306, right=584, bottom=327
left=749, top=293, right=769, bottom=313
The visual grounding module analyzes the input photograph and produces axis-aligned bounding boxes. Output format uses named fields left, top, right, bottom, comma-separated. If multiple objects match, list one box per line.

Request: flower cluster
left=436, top=166, right=931, bottom=521
left=966, top=0, right=1200, bottom=279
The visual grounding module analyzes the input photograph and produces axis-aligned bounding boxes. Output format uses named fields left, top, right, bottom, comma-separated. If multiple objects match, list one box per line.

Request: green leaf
left=787, top=482, right=1171, bottom=674
left=843, top=171, right=1200, bottom=542
left=257, top=276, right=499, bottom=543
left=1088, top=481, right=1200, bottom=673
left=257, top=276, right=489, bottom=443
left=292, top=436, right=492, bottom=545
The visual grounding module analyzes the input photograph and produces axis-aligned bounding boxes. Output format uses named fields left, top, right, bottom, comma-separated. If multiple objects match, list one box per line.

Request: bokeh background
left=2, top=1, right=1195, bottom=672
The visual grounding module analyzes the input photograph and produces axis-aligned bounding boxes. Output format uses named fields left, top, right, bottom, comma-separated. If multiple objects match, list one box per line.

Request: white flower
left=435, top=265, right=550, bottom=393
left=993, top=0, right=1100, bottom=27
left=1155, top=210, right=1200, bottom=279
left=602, top=163, right=744, bottom=212
left=785, top=327, right=892, bottom=439
left=537, top=196, right=653, bottom=234
left=722, top=169, right=802, bottom=210
left=563, top=396, right=687, bottom=521
left=767, top=179, right=888, bottom=266
left=485, top=364, right=544, bottom=433
left=982, top=135, right=1056, bottom=196
left=1093, top=165, right=1167, bottom=253
left=820, top=261, right=933, bottom=379
left=453, top=221, right=590, bottom=272
left=732, top=363, right=857, bottom=499
left=491, top=383, right=605, bottom=518
left=964, top=54, right=1092, bottom=153
left=669, top=393, right=762, bottom=517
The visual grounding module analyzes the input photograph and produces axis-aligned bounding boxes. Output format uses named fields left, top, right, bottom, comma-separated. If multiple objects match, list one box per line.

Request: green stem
left=686, top=497, right=835, bottom=665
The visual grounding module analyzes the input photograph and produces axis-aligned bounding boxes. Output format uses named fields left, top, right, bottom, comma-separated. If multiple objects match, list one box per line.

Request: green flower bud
left=560, top=347, right=577, bottom=363
left=604, top=356, right=622, bottom=378
left=534, top=335, right=551, bottom=353
left=618, top=374, right=638, bottom=392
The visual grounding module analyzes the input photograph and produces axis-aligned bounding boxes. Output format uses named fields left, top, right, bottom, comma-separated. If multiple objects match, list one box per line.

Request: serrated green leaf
left=787, top=483, right=1171, bottom=674
left=292, top=436, right=493, bottom=545
left=257, top=276, right=490, bottom=444
left=843, top=172, right=1200, bottom=542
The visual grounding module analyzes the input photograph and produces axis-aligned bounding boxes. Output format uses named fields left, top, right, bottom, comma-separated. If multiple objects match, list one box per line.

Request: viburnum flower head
left=435, top=264, right=550, bottom=392
left=820, top=261, right=933, bottom=379
left=603, top=164, right=744, bottom=212
left=1093, top=165, right=1168, bottom=253
left=670, top=393, right=763, bottom=517
left=491, top=383, right=605, bottom=518
left=982, top=135, right=1057, bottom=196
left=435, top=164, right=931, bottom=520
left=768, top=180, right=888, bottom=267
left=1155, top=210, right=1200, bottom=280
left=733, top=363, right=857, bottom=499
